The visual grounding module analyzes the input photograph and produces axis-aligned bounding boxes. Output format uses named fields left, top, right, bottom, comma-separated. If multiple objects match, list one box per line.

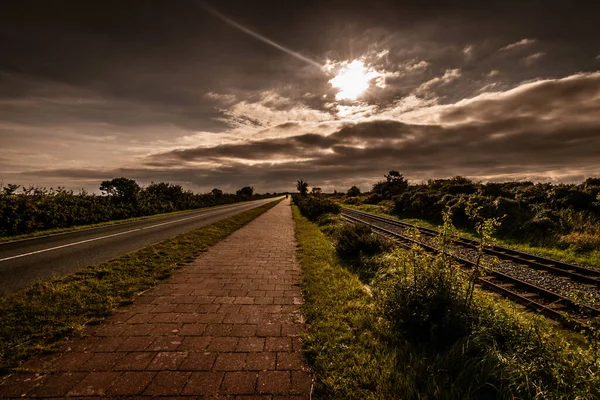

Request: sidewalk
left=0, top=198, right=312, bottom=399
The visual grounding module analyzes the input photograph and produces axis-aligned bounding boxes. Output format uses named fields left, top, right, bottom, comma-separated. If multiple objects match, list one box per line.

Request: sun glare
left=329, top=60, right=378, bottom=101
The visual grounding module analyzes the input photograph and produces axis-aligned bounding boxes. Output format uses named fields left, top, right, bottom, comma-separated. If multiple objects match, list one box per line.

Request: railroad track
left=341, top=207, right=600, bottom=324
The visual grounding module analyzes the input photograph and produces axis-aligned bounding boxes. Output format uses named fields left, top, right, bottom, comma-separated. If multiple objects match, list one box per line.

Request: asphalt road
left=0, top=197, right=283, bottom=295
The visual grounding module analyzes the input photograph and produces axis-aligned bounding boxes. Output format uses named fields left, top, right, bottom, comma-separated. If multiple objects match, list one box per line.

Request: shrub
left=558, top=232, right=600, bottom=252
left=344, top=196, right=362, bottom=205
left=0, top=181, right=276, bottom=237
left=293, top=195, right=340, bottom=221
left=335, top=223, right=390, bottom=259
left=364, top=193, right=383, bottom=204
left=347, top=185, right=361, bottom=197
left=374, top=248, right=469, bottom=349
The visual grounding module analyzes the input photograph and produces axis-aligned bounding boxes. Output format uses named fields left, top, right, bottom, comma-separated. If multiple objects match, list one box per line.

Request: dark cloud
left=25, top=72, right=600, bottom=192
left=2, top=1, right=600, bottom=191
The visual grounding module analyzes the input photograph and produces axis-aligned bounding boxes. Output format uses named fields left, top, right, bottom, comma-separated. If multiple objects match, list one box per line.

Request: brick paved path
left=0, top=198, right=312, bottom=399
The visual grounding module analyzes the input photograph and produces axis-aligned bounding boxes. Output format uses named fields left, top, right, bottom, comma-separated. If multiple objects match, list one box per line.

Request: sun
left=328, top=59, right=379, bottom=101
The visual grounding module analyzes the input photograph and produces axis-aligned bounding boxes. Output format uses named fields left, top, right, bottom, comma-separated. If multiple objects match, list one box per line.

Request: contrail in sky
left=199, top=2, right=325, bottom=71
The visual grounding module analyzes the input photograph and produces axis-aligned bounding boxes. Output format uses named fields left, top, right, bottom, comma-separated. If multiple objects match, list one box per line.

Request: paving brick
left=107, top=311, right=134, bottom=323
left=281, top=324, right=304, bottom=336
left=218, top=304, right=242, bottom=313
left=151, top=322, right=182, bottom=335
left=246, top=353, right=276, bottom=371
left=265, top=337, right=291, bottom=352
left=196, top=313, right=226, bottom=323
left=180, top=336, right=212, bottom=351
left=256, top=323, right=281, bottom=337
left=146, top=351, right=188, bottom=370
left=231, top=324, right=258, bottom=337
left=143, top=371, right=191, bottom=396
left=93, top=323, right=129, bottom=337
left=52, top=352, right=94, bottom=371
left=204, top=323, right=233, bottom=337
left=152, top=303, right=177, bottom=313
left=116, top=336, right=155, bottom=351
left=221, top=371, right=257, bottom=395
left=182, top=371, right=224, bottom=395
left=0, top=373, right=47, bottom=397
left=237, top=337, right=265, bottom=352
left=86, top=337, right=121, bottom=352
left=107, top=371, right=155, bottom=395
left=114, top=352, right=155, bottom=370
left=179, top=323, right=208, bottom=336
left=122, top=323, right=157, bottom=336
left=148, top=335, right=183, bottom=351
left=151, top=312, right=180, bottom=323
left=207, top=337, right=239, bottom=352
left=197, top=304, right=221, bottom=313
left=214, top=353, right=247, bottom=371
left=291, top=371, right=313, bottom=394
left=126, top=313, right=155, bottom=324
left=257, top=371, right=291, bottom=394
left=67, top=371, right=121, bottom=396
left=28, top=372, right=87, bottom=397
left=178, top=352, right=216, bottom=370
left=82, top=352, right=121, bottom=371
left=276, top=352, right=305, bottom=370
left=223, top=313, right=250, bottom=324
left=174, top=303, right=200, bottom=313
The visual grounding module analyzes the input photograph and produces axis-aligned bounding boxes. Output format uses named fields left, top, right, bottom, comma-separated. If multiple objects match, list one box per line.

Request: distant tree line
left=0, top=178, right=275, bottom=236
left=342, top=171, right=600, bottom=251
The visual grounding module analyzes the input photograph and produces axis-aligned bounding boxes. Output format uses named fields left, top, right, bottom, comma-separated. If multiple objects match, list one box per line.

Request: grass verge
left=341, top=203, right=600, bottom=269
left=295, top=206, right=600, bottom=399
left=0, top=199, right=281, bottom=372
left=293, top=205, right=396, bottom=399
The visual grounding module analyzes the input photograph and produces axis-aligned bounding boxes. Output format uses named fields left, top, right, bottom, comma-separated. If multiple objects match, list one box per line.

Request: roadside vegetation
left=293, top=193, right=600, bottom=399
left=334, top=172, right=600, bottom=268
left=0, top=178, right=277, bottom=238
left=0, top=200, right=280, bottom=372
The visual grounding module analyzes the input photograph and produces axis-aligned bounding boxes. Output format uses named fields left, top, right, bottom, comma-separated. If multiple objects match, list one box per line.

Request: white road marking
left=0, top=229, right=139, bottom=262
left=0, top=204, right=255, bottom=263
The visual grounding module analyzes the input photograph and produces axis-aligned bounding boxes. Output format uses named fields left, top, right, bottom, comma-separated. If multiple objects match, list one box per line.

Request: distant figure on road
left=285, top=194, right=289, bottom=199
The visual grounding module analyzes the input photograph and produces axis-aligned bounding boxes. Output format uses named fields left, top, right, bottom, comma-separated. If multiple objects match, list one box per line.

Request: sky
left=1, top=0, right=600, bottom=193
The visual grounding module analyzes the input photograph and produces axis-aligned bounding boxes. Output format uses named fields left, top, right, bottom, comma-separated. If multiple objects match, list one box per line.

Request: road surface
left=0, top=197, right=282, bottom=295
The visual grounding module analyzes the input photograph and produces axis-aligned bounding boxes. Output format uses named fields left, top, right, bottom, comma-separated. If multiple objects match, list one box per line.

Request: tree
left=236, top=186, right=254, bottom=200
left=372, top=170, right=408, bottom=199
left=99, top=177, right=140, bottom=201
left=297, top=180, right=309, bottom=196
left=211, top=188, right=223, bottom=198
left=146, top=182, right=184, bottom=201
left=347, top=186, right=361, bottom=197
left=311, top=187, right=322, bottom=195
left=2, top=184, right=19, bottom=195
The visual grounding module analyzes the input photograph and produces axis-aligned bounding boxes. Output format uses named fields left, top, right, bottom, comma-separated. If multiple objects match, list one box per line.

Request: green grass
left=0, top=198, right=268, bottom=243
left=341, top=203, right=600, bottom=270
left=293, top=205, right=398, bottom=399
left=295, top=206, right=600, bottom=399
left=0, top=199, right=281, bottom=372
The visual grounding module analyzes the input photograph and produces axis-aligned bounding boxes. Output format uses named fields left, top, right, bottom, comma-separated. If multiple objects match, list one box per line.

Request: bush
left=374, top=248, right=469, bottom=349
left=335, top=223, right=390, bottom=259
left=0, top=181, right=277, bottom=237
left=293, top=195, right=340, bottom=221
left=364, top=193, right=383, bottom=204
left=558, top=232, right=600, bottom=252
left=344, top=196, right=362, bottom=205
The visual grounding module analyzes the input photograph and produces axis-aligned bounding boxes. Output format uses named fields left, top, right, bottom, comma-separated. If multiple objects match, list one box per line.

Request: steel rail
left=342, top=213, right=600, bottom=324
left=341, top=208, right=600, bottom=286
